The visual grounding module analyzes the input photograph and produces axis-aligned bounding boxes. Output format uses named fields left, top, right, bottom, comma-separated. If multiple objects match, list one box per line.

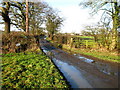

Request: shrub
left=2, top=32, right=37, bottom=54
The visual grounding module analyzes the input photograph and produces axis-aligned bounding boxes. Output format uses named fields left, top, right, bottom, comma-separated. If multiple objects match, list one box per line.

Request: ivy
left=1, top=52, right=69, bottom=88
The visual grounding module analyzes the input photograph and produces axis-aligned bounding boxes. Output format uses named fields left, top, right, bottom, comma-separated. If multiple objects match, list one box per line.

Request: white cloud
left=60, top=6, right=89, bottom=33
left=45, top=0, right=102, bottom=33
left=59, top=6, right=101, bottom=33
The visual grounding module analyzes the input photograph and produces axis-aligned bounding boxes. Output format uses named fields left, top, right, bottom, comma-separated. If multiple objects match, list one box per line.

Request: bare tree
left=46, top=11, right=63, bottom=40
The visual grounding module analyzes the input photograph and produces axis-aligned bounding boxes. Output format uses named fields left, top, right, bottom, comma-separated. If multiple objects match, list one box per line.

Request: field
left=1, top=52, right=69, bottom=88
left=75, top=36, right=94, bottom=39
left=72, top=36, right=95, bottom=48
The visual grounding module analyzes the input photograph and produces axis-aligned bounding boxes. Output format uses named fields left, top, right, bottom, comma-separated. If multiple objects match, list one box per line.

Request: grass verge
left=1, top=51, right=69, bottom=88
left=63, top=44, right=119, bottom=63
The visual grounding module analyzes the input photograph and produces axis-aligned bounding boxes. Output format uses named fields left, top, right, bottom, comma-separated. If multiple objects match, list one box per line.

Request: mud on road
left=39, top=38, right=119, bottom=88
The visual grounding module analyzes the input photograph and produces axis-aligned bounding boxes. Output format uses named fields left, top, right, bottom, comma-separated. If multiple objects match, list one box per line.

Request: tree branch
left=0, top=7, right=5, bottom=13
left=0, top=22, right=4, bottom=24
left=100, top=8, right=113, bottom=14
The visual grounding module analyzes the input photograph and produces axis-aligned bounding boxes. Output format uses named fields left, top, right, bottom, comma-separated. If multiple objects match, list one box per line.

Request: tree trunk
left=109, top=2, right=119, bottom=50
left=4, top=17, right=10, bottom=33
left=110, top=20, right=118, bottom=49
left=110, top=19, right=117, bottom=50
left=1, top=2, right=11, bottom=33
left=50, top=34, right=54, bottom=40
left=26, top=0, right=29, bottom=33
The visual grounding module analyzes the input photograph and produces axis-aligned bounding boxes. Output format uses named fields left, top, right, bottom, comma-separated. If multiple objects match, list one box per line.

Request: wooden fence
left=53, top=35, right=97, bottom=49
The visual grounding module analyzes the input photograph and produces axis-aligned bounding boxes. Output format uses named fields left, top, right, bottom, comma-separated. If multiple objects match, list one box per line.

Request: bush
left=53, top=34, right=68, bottom=44
left=2, top=32, right=37, bottom=54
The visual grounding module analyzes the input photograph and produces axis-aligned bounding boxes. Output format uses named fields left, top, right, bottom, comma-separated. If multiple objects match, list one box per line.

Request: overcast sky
left=44, top=0, right=102, bottom=33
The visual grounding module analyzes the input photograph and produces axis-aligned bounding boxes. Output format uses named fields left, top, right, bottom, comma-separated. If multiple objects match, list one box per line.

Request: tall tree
left=46, top=12, right=63, bottom=40
left=10, top=1, right=50, bottom=33
left=79, top=0, right=120, bottom=50
left=0, top=1, right=26, bottom=32
left=0, top=2, right=10, bottom=33
left=28, top=2, right=49, bottom=35
left=26, top=0, right=29, bottom=33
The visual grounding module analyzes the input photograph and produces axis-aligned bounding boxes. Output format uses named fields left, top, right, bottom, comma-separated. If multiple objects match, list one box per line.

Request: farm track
left=39, top=37, right=119, bottom=88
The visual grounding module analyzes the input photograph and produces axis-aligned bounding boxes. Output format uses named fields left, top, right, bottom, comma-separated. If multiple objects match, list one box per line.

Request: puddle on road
left=41, top=46, right=92, bottom=88
left=77, top=55, right=95, bottom=63
left=52, top=58, right=92, bottom=88
left=75, top=54, right=118, bottom=76
left=43, top=49, right=48, bottom=54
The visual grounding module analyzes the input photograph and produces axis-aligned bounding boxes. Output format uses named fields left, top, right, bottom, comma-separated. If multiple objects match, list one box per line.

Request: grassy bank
left=62, top=44, right=119, bottom=63
left=1, top=51, right=69, bottom=88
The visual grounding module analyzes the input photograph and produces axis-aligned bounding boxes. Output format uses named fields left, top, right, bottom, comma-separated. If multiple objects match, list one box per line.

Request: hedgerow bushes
left=2, top=32, right=38, bottom=54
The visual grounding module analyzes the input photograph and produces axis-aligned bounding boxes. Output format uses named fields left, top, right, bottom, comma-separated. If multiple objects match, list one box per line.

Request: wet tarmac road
left=39, top=37, right=119, bottom=88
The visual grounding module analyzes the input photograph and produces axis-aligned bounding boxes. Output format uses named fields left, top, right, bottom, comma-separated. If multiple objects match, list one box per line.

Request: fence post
left=86, top=40, right=88, bottom=48
left=70, top=37, right=73, bottom=51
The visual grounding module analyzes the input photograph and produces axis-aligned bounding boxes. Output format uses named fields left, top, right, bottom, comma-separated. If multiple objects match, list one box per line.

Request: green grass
left=77, top=50, right=119, bottom=63
left=72, top=35, right=94, bottom=39
left=1, top=52, right=69, bottom=88
left=77, top=36, right=94, bottom=39
left=63, top=44, right=119, bottom=63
